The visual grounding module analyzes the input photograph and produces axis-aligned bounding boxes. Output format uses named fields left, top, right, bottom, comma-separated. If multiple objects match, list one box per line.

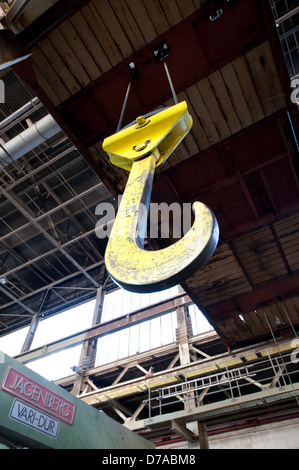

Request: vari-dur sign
left=9, top=399, right=61, bottom=439
left=1, top=367, right=76, bottom=426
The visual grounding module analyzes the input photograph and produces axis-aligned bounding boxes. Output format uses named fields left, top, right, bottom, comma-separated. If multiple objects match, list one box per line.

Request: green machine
left=0, top=352, right=154, bottom=449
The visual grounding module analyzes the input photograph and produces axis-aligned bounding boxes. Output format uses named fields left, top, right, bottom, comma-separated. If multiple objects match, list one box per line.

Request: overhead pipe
left=0, top=97, right=40, bottom=131
left=0, top=113, right=62, bottom=165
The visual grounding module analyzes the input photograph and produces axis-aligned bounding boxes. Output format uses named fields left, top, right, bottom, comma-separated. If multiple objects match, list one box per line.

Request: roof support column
left=176, top=303, right=191, bottom=367
left=175, top=291, right=209, bottom=449
left=186, top=421, right=209, bottom=449
left=21, top=313, right=40, bottom=353
left=71, top=279, right=105, bottom=396
left=0, top=185, right=99, bottom=288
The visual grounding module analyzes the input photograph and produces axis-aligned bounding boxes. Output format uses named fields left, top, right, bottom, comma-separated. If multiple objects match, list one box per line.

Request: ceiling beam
left=0, top=259, right=105, bottom=316
left=4, top=144, right=76, bottom=190
left=15, top=292, right=193, bottom=363
left=0, top=184, right=99, bottom=287
left=171, top=419, right=197, bottom=443
left=0, top=284, right=35, bottom=315
left=205, top=273, right=299, bottom=321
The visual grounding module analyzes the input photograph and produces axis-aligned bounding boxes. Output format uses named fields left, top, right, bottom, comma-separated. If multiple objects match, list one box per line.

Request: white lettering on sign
left=1, top=367, right=75, bottom=425
left=9, top=399, right=60, bottom=439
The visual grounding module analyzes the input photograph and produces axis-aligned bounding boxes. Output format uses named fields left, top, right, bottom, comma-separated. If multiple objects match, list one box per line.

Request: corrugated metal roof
left=0, top=68, right=113, bottom=335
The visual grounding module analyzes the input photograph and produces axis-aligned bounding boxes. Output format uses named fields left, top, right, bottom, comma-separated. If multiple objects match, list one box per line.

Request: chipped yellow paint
left=102, top=102, right=219, bottom=293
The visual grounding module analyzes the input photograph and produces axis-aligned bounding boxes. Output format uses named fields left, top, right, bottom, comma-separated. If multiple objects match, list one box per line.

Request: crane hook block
left=103, top=101, right=192, bottom=171
left=102, top=101, right=219, bottom=293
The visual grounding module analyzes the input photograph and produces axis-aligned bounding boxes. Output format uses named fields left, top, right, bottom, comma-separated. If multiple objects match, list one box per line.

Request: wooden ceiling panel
left=215, top=296, right=299, bottom=346
left=193, top=0, right=264, bottom=66
left=232, top=226, right=289, bottom=285
left=11, top=0, right=298, bottom=348
left=262, top=158, right=299, bottom=210
left=243, top=171, right=275, bottom=216
left=274, top=214, right=299, bottom=273
left=29, top=0, right=200, bottom=108
left=183, top=243, right=252, bottom=306
left=182, top=210, right=299, bottom=346
left=30, top=1, right=286, bottom=147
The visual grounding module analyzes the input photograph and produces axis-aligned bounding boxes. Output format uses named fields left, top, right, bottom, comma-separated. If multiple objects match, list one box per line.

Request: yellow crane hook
left=102, top=101, right=219, bottom=293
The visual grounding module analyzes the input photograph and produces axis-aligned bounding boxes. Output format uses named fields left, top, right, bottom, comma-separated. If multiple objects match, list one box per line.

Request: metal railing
left=145, top=346, right=299, bottom=419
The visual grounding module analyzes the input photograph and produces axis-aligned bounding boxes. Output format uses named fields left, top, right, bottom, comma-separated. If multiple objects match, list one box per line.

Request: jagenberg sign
left=1, top=367, right=76, bottom=425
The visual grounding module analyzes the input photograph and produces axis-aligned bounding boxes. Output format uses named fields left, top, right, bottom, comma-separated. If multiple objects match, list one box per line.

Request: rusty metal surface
left=104, top=152, right=219, bottom=292
left=103, top=103, right=218, bottom=292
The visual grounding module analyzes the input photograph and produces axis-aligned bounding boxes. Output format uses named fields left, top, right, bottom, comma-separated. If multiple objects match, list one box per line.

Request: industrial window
left=27, top=346, right=82, bottom=382
left=0, top=286, right=213, bottom=381
left=270, top=0, right=299, bottom=78
left=188, top=303, right=214, bottom=335
left=30, top=299, right=96, bottom=349
left=271, top=0, right=298, bottom=18
left=95, top=310, right=178, bottom=367
left=0, top=326, right=30, bottom=357
left=101, top=285, right=179, bottom=321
